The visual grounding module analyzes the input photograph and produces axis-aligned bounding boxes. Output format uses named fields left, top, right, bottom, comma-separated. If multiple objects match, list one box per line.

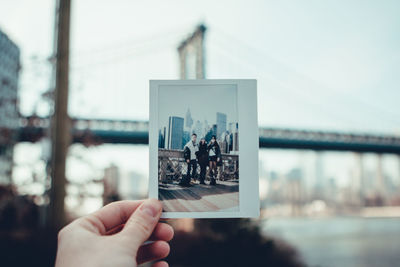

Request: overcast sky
left=1, top=0, right=400, bottom=134
left=158, top=84, right=238, bottom=131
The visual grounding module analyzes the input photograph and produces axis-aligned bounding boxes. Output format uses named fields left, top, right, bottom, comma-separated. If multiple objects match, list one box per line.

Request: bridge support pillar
left=376, top=154, right=386, bottom=204
left=352, top=153, right=364, bottom=206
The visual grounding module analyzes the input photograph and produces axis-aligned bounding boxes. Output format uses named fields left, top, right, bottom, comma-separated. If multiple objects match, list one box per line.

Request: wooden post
left=48, top=0, right=71, bottom=230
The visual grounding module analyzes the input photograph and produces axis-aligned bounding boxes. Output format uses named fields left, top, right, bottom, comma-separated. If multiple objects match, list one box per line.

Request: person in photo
left=180, top=133, right=199, bottom=186
left=196, top=138, right=209, bottom=185
left=208, top=135, right=221, bottom=185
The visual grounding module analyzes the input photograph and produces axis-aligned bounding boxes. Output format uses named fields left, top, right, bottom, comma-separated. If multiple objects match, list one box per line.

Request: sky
left=1, top=0, right=400, bottom=213
left=1, top=0, right=399, bottom=134
left=158, top=84, right=238, bottom=131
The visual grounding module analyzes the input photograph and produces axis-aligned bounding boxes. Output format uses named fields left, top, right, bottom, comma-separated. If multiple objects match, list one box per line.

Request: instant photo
left=149, top=80, right=259, bottom=218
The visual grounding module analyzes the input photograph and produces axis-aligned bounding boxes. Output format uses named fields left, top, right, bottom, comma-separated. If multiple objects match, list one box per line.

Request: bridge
left=17, top=116, right=400, bottom=154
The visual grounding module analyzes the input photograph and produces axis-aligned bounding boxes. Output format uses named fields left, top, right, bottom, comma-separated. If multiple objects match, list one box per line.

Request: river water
left=262, top=217, right=400, bottom=267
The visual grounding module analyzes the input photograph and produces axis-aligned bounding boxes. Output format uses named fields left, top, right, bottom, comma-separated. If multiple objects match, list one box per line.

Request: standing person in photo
left=197, top=138, right=209, bottom=185
left=208, top=135, right=221, bottom=185
left=180, top=133, right=199, bottom=186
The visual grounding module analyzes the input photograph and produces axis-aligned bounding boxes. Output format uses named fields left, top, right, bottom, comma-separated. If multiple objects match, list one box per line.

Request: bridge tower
left=178, top=24, right=207, bottom=79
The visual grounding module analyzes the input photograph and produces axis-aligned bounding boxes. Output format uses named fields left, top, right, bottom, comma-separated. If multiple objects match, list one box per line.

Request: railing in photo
left=158, top=148, right=239, bottom=184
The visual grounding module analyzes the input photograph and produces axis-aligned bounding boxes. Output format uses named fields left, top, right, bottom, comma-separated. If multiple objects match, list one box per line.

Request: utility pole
left=48, top=0, right=71, bottom=230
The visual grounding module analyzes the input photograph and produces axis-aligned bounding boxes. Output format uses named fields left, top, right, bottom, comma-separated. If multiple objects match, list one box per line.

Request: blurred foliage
left=166, top=218, right=307, bottom=267
left=0, top=185, right=57, bottom=267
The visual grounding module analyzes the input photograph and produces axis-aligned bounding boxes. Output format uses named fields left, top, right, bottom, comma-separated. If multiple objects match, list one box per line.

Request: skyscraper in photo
left=158, top=127, right=166, bottom=148
left=216, top=112, right=227, bottom=139
left=167, top=116, right=184, bottom=149
left=185, top=108, right=193, bottom=129
left=205, top=124, right=217, bottom=142
left=232, top=122, right=239, bottom=152
left=204, top=119, right=209, bottom=132
left=182, top=130, right=190, bottom=147
left=193, top=120, right=203, bottom=137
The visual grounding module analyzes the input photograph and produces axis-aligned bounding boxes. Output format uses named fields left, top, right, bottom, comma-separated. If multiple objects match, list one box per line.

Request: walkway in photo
left=159, top=180, right=239, bottom=212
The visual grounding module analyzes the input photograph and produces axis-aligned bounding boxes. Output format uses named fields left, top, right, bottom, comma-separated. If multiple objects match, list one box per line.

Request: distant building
left=221, top=131, right=231, bottom=153
left=167, top=116, right=184, bottom=149
left=228, top=122, right=234, bottom=133
left=103, top=164, right=120, bottom=205
left=312, top=152, right=325, bottom=199
left=230, top=122, right=239, bottom=152
left=216, top=112, right=227, bottom=140
left=205, top=124, right=217, bottom=142
left=158, top=127, right=166, bottom=148
left=0, top=29, right=20, bottom=184
left=182, top=130, right=190, bottom=148
left=287, top=168, right=303, bottom=181
left=203, top=119, right=209, bottom=132
left=212, top=124, right=217, bottom=136
left=325, top=177, right=338, bottom=204
left=185, top=108, right=193, bottom=129
left=286, top=167, right=305, bottom=215
left=193, top=120, right=203, bottom=137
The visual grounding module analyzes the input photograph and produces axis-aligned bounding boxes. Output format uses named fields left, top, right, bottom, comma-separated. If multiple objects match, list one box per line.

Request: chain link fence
left=158, top=148, right=239, bottom=184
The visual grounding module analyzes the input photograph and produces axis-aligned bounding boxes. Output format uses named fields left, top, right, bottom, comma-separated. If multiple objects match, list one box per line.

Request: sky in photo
left=158, top=84, right=238, bottom=131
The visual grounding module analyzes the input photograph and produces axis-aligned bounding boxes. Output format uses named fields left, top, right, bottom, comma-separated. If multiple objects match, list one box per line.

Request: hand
left=55, top=199, right=173, bottom=267
left=186, top=159, right=190, bottom=163
left=217, top=157, right=220, bottom=162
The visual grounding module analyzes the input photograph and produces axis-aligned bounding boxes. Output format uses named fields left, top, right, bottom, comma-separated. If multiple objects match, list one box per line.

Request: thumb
left=120, top=198, right=162, bottom=250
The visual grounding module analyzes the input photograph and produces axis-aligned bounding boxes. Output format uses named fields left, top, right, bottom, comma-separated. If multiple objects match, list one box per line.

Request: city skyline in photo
left=158, top=109, right=239, bottom=151
left=157, top=84, right=238, bottom=133
left=157, top=84, right=239, bottom=150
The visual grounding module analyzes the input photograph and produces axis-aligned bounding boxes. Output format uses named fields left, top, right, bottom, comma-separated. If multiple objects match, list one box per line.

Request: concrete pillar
left=376, top=154, right=386, bottom=204
left=353, top=152, right=364, bottom=205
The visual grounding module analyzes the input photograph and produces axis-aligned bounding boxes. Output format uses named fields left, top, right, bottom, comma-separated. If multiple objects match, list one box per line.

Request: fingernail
left=140, top=199, right=160, bottom=217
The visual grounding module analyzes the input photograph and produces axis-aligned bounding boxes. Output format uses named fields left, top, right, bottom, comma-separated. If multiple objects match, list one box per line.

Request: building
left=185, top=108, right=193, bottom=129
left=0, top=29, right=20, bottom=184
left=203, top=119, right=209, bottom=133
left=229, top=122, right=239, bottom=152
left=312, top=152, right=325, bottom=199
left=158, top=127, right=166, bottom=148
left=205, top=124, right=217, bottom=142
left=286, top=168, right=305, bottom=215
left=182, top=130, right=190, bottom=148
left=167, top=116, right=184, bottom=149
left=102, top=164, right=120, bottom=205
left=216, top=112, right=227, bottom=140
left=193, top=120, right=203, bottom=137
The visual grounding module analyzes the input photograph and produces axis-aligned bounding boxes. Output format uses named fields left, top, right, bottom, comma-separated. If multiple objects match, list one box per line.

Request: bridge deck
left=159, top=180, right=239, bottom=212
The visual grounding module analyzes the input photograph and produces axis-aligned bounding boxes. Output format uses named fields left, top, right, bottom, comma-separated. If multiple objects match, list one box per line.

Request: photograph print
left=149, top=79, right=259, bottom=218
left=157, top=83, right=239, bottom=213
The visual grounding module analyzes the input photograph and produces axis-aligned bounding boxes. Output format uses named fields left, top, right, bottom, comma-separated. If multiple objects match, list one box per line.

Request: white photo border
left=149, top=79, right=259, bottom=218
